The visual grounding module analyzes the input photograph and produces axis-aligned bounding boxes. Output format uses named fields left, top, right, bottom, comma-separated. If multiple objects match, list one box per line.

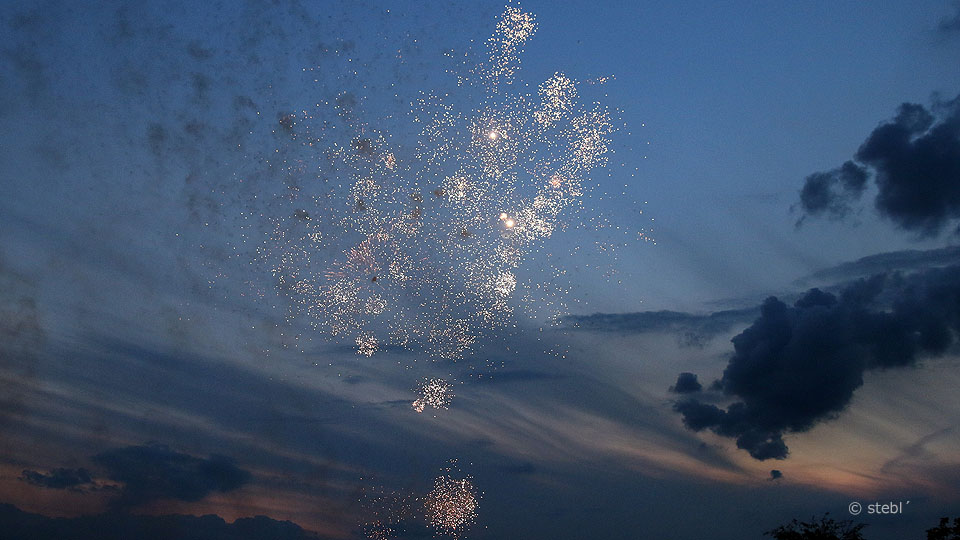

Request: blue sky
left=2, top=1, right=960, bottom=539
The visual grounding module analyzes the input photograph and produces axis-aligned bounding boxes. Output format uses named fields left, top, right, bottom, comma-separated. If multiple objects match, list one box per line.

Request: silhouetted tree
left=765, top=514, right=867, bottom=540
left=927, top=518, right=960, bottom=540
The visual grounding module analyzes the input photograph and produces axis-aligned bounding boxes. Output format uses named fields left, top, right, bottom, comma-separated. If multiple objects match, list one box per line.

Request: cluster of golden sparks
left=412, top=377, right=454, bottom=413
left=361, top=461, right=480, bottom=540
left=423, top=468, right=480, bottom=539
left=260, top=5, right=619, bottom=360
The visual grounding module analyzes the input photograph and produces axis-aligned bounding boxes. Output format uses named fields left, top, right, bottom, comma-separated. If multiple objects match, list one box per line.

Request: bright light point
left=499, top=212, right=508, bottom=220
left=487, top=131, right=498, bottom=140
left=504, top=218, right=516, bottom=228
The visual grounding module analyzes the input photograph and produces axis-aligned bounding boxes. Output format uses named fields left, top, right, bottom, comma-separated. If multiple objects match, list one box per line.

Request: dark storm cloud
left=797, top=94, right=960, bottom=236
left=670, top=372, right=702, bottom=394
left=673, top=265, right=960, bottom=460
left=769, top=469, right=783, bottom=480
left=796, top=161, right=869, bottom=222
left=859, top=97, right=960, bottom=234
left=0, top=503, right=323, bottom=540
left=19, top=468, right=93, bottom=490
left=92, top=443, right=251, bottom=508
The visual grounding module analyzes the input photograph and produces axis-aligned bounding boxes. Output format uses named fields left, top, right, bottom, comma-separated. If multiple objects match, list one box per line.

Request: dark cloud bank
left=559, top=306, right=758, bottom=346
left=6, top=444, right=274, bottom=539
left=672, top=264, right=960, bottom=460
left=797, top=244, right=960, bottom=285
left=91, top=443, right=250, bottom=509
left=18, top=443, right=253, bottom=509
left=19, top=468, right=96, bottom=491
left=797, top=93, right=960, bottom=236
left=0, top=503, right=322, bottom=540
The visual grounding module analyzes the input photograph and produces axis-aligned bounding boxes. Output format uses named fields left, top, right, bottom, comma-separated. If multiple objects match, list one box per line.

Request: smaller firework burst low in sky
left=424, top=463, right=479, bottom=539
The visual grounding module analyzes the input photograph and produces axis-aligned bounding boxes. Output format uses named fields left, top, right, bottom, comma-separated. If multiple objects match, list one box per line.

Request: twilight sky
left=2, top=1, right=960, bottom=539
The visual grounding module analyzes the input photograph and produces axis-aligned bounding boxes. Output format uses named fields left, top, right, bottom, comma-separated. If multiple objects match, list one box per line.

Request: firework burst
left=424, top=466, right=479, bottom=539
left=254, top=5, right=620, bottom=359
